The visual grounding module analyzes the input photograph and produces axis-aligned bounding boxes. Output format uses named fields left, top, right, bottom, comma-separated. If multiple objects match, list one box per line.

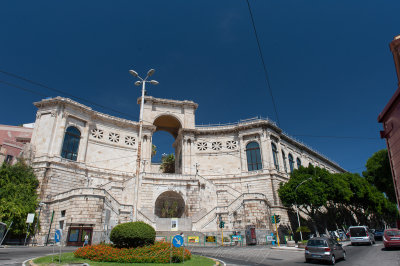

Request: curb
left=206, top=256, right=226, bottom=266
left=271, top=246, right=304, bottom=252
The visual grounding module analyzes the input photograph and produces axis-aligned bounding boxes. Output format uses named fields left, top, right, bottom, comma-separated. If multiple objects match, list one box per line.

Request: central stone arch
left=154, top=191, right=185, bottom=218
left=153, top=114, right=182, bottom=138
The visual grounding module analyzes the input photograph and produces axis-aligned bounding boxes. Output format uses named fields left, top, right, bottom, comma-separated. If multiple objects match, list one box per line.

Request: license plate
left=312, top=255, right=322, bottom=258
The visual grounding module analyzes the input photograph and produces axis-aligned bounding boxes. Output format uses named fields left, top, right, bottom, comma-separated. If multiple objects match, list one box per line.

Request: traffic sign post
left=171, top=235, right=184, bottom=264
left=24, top=213, right=35, bottom=246
left=273, top=214, right=280, bottom=247
left=54, top=229, right=62, bottom=263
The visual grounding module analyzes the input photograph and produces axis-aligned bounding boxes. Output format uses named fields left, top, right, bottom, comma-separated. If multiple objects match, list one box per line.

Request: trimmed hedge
left=110, top=221, right=156, bottom=248
left=74, top=242, right=191, bottom=263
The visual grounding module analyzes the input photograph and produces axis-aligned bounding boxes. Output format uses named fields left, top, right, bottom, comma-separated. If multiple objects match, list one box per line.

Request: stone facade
left=29, top=96, right=345, bottom=245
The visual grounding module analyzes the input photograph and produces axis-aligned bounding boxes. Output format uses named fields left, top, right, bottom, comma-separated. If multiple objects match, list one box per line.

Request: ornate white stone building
left=30, top=96, right=344, bottom=245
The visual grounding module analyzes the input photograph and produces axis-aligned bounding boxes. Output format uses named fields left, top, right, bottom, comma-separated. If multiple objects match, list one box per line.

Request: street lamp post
left=129, top=69, right=159, bottom=222
left=294, top=177, right=313, bottom=242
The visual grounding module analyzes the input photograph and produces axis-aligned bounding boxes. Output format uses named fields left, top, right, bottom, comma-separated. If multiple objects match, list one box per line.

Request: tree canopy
left=362, top=149, right=396, bottom=203
left=0, top=161, right=39, bottom=236
left=278, top=164, right=398, bottom=235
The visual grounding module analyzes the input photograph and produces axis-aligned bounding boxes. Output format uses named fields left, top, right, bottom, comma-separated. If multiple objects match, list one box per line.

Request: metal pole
left=0, top=221, right=13, bottom=246
left=134, top=81, right=146, bottom=222
left=296, top=205, right=303, bottom=241
left=24, top=223, right=30, bottom=246
left=45, top=211, right=55, bottom=246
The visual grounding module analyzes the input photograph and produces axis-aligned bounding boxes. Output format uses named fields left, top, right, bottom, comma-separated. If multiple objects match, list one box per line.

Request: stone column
left=260, top=131, right=273, bottom=171
left=238, top=134, right=247, bottom=172
left=78, top=120, right=90, bottom=162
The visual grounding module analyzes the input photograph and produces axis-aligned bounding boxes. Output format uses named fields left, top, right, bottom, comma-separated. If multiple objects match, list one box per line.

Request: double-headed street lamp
left=294, top=177, right=314, bottom=241
left=129, top=69, right=159, bottom=222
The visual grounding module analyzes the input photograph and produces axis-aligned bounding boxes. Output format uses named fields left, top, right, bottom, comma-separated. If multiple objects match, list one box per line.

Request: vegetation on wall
left=160, top=153, right=175, bottom=173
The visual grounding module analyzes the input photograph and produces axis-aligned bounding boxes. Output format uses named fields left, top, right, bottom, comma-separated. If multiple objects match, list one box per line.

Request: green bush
left=110, top=221, right=156, bottom=248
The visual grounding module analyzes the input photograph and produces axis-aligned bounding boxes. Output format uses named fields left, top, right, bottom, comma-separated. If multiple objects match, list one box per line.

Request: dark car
left=305, top=237, right=346, bottom=265
left=374, top=229, right=384, bottom=240
left=383, top=228, right=400, bottom=249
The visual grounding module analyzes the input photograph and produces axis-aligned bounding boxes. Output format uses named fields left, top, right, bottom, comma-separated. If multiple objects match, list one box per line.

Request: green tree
left=0, top=161, right=39, bottom=236
left=151, top=144, right=157, bottom=158
left=362, top=149, right=396, bottom=203
left=278, top=165, right=332, bottom=234
left=160, top=153, right=175, bottom=173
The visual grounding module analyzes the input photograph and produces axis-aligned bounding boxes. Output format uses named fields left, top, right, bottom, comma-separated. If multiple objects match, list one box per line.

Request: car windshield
left=307, top=239, right=327, bottom=247
left=386, top=230, right=400, bottom=236
left=350, top=228, right=367, bottom=237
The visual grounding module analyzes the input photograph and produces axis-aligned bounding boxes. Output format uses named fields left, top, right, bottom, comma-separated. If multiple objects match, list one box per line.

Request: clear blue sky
left=1, top=1, right=399, bottom=171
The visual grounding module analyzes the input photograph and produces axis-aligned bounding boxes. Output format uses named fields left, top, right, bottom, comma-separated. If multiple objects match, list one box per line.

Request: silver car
left=305, top=237, right=346, bottom=265
left=349, top=226, right=375, bottom=245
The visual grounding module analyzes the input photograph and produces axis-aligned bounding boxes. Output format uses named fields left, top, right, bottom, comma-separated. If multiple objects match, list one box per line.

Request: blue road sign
left=55, top=229, right=62, bottom=243
left=172, top=235, right=184, bottom=248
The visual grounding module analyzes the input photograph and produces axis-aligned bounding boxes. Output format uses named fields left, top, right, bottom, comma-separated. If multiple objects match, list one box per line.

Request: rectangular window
left=59, top=221, right=64, bottom=230
left=61, top=210, right=66, bottom=217
left=5, top=155, right=13, bottom=164
left=68, top=229, right=80, bottom=242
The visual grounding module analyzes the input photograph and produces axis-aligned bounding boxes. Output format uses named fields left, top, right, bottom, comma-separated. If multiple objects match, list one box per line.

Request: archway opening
left=151, top=115, right=182, bottom=173
left=154, top=191, right=185, bottom=218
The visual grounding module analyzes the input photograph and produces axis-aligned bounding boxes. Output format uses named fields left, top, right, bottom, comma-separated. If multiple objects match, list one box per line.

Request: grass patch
left=33, top=252, right=215, bottom=266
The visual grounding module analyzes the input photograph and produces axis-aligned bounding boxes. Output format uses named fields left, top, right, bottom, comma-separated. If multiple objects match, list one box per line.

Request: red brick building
left=0, top=124, right=33, bottom=164
left=378, top=35, right=400, bottom=217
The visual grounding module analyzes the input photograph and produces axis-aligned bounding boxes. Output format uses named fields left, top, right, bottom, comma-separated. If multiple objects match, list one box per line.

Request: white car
left=349, top=226, right=375, bottom=245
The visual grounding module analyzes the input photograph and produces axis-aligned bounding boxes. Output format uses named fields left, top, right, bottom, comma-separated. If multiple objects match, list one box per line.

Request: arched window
left=288, top=154, right=294, bottom=172
left=246, top=142, right=262, bottom=171
left=297, top=158, right=302, bottom=168
left=282, top=151, right=287, bottom=173
left=61, top=126, right=81, bottom=161
left=271, top=143, right=279, bottom=170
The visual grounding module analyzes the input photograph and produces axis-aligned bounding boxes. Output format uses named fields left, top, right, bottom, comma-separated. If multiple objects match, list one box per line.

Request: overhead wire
left=0, top=69, right=139, bottom=121
left=245, top=0, right=281, bottom=127
left=1, top=69, right=380, bottom=140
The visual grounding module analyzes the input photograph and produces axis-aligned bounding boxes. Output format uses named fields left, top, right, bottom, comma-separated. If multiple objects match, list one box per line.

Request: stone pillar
left=78, top=121, right=90, bottom=162
left=260, top=131, right=273, bottom=171
left=238, top=134, right=247, bottom=172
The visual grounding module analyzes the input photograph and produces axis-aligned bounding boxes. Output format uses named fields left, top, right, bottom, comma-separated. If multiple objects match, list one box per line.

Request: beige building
left=30, top=96, right=344, bottom=245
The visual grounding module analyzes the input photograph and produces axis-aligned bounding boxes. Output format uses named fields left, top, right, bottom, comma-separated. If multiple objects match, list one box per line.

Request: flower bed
left=74, top=242, right=191, bottom=263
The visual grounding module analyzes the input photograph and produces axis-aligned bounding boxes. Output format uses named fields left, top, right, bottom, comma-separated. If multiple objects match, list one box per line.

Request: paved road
left=0, top=242, right=399, bottom=266
left=0, top=246, right=78, bottom=266
left=188, top=242, right=400, bottom=266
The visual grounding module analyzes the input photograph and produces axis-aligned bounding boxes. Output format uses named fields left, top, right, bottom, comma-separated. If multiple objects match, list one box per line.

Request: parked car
left=305, top=237, right=346, bottom=265
left=349, top=226, right=375, bottom=245
left=374, top=229, right=384, bottom=240
left=383, top=228, right=400, bottom=249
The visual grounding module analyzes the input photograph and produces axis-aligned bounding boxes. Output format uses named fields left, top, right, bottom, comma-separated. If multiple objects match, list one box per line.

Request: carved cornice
left=138, top=96, right=198, bottom=110
left=34, top=97, right=151, bottom=130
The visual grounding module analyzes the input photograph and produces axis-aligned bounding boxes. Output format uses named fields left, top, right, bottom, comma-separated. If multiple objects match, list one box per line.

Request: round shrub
left=110, top=221, right=156, bottom=248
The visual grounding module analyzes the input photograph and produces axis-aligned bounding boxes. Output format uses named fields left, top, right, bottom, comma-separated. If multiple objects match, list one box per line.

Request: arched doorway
left=151, top=115, right=182, bottom=173
left=154, top=191, right=185, bottom=218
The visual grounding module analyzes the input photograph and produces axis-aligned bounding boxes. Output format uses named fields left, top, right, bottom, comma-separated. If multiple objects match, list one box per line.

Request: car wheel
left=305, top=258, right=311, bottom=263
left=330, top=255, right=336, bottom=265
